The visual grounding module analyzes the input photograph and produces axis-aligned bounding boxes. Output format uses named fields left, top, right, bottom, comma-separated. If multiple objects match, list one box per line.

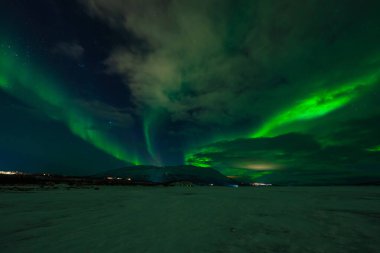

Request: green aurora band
left=251, top=73, right=380, bottom=138
left=368, top=145, right=380, bottom=152
left=0, top=43, right=140, bottom=165
left=143, top=111, right=161, bottom=165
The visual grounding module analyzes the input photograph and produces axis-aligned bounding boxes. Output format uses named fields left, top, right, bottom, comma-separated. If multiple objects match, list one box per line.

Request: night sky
left=1, top=0, right=380, bottom=184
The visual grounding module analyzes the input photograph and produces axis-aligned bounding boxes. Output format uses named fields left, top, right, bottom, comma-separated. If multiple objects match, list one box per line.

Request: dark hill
left=93, top=165, right=236, bottom=186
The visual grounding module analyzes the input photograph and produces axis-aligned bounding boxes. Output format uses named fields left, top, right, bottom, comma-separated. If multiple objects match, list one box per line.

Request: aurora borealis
left=0, top=42, right=140, bottom=165
left=0, top=0, right=380, bottom=184
left=251, top=72, right=380, bottom=138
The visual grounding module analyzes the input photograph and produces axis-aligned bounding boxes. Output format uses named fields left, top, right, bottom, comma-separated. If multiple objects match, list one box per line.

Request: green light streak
left=251, top=74, right=379, bottom=138
left=143, top=112, right=161, bottom=165
left=185, top=145, right=223, bottom=168
left=0, top=43, right=139, bottom=165
left=367, top=145, right=380, bottom=152
left=131, top=152, right=142, bottom=165
left=185, top=155, right=212, bottom=168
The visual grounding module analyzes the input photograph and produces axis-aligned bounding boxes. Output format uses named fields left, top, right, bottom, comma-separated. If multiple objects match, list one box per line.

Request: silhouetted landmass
left=0, top=165, right=238, bottom=187
left=1, top=166, right=379, bottom=187
left=93, top=165, right=238, bottom=186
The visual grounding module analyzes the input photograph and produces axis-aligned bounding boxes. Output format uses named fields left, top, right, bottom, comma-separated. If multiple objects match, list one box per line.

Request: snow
left=1, top=186, right=379, bottom=253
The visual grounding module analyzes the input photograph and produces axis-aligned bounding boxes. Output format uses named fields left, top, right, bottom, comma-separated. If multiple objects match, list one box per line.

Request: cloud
left=81, top=0, right=265, bottom=127
left=80, top=0, right=380, bottom=135
left=52, top=41, right=84, bottom=61
left=77, top=99, right=135, bottom=128
left=185, top=133, right=380, bottom=184
left=322, top=114, right=380, bottom=149
left=186, top=133, right=321, bottom=169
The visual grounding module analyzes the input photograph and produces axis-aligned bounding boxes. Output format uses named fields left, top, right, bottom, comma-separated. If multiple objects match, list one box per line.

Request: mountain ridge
left=93, top=165, right=237, bottom=186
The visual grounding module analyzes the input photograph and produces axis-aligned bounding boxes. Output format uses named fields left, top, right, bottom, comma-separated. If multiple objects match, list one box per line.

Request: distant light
left=235, top=161, right=282, bottom=171
left=0, top=170, right=22, bottom=175
left=127, top=178, right=132, bottom=181
left=251, top=182, right=272, bottom=186
left=106, top=177, right=114, bottom=180
left=243, top=163, right=280, bottom=170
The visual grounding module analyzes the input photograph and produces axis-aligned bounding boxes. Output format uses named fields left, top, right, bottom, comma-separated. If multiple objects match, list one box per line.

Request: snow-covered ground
left=0, top=186, right=379, bottom=253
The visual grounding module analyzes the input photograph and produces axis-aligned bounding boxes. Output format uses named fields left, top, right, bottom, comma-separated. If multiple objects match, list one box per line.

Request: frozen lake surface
left=1, top=186, right=379, bottom=253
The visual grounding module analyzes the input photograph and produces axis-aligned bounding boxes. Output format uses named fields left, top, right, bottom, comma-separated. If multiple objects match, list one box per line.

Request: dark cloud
left=52, top=41, right=84, bottom=61
left=323, top=114, right=380, bottom=149
left=77, top=99, right=135, bottom=128
left=186, top=133, right=380, bottom=184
